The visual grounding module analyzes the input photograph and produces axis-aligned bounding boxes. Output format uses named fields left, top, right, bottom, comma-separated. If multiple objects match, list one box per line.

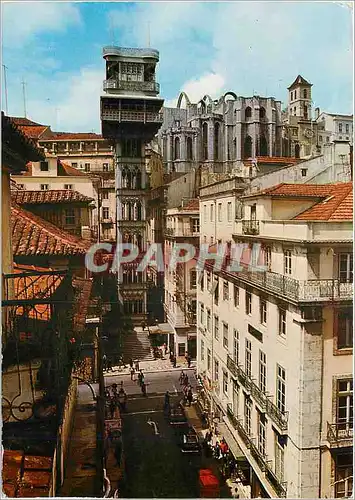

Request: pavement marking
left=173, top=384, right=178, bottom=394
left=125, top=409, right=161, bottom=416
left=147, top=418, right=159, bottom=435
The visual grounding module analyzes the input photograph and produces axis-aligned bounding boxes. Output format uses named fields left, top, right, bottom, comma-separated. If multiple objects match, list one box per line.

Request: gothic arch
left=244, top=135, right=253, bottom=158
left=224, top=92, right=237, bottom=102
left=260, top=135, right=268, bottom=156
left=174, top=136, right=180, bottom=160
left=177, top=92, right=191, bottom=109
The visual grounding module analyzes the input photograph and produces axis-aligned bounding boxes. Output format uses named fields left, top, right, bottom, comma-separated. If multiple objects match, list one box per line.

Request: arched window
left=245, top=107, right=252, bottom=119
left=295, top=144, right=300, bottom=158
left=214, top=122, right=220, bottom=160
left=135, top=170, right=142, bottom=189
left=186, top=137, right=193, bottom=160
left=259, top=107, right=266, bottom=119
left=260, top=135, right=268, bottom=156
left=174, top=136, right=180, bottom=160
left=304, top=105, right=308, bottom=120
left=244, top=135, right=253, bottom=158
left=202, top=122, right=208, bottom=160
left=233, top=138, right=237, bottom=159
left=303, top=89, right=307, bottom=98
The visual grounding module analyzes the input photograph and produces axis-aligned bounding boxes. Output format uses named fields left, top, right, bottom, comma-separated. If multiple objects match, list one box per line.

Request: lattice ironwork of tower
left=100, top=46, right=164, bottom=324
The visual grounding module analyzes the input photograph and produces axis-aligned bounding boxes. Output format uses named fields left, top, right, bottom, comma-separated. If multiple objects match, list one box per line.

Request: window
left=274, top=432, right=285, bottom=481
left=245, top=291, right=252, bottom=315
left=122, top=138, right=142, bottom=157
left=326, top=136, right=330, bottom=143
left=40, top=161, right=49, bottom=171
left=245, top=106, right=252, bottom=118
left=245, top=339, right=252, bottom=378
left=102, top=207, right=109, bottom=220
left=64, top=184, right=73, bottom=190
left=186, top=136, right=193, bottom=160
left=227, top=202, right=232, bottom=222
left=279, top=309, right=287, bottom=336
left=214, top=278, right=219, bottom=305
left=233, top=329, right=239, bottom=365
left=259, top=351, right=267, bottom=392
left=234, top=286, right=239, bottom=308
left=259, top=107, right=266, bottom=119
left=276, top=365, right=286, bottom=414
left=214, top=315, right=219, bottom=340
left=223, top=370, right=228, bottom=395
left=71, top=162, right=78, bottom=168
left=337, top=310, right=353, bottom=349
left=223, top=281, right=229, bottom=301
left=335, top=453, right=353, bottom=498
left=207, top=272, right=211, bottom=289
left=301, top=168, right=308, bottom=177
left=345, top=124, right=349, bottom=133
left=201, top=339, right=205, bottom=361
left=40, top=184, right=49, bottom=190
left=264, top=246, right=271, bottom=270
left=218, top=203, right=222, bottom=222
left=192, top=219, right=200, bottom=234
left=65, top=208, right=75, bottom=225
left=207, top=308, right=211, bottom=332
left=190, top=269, right=197, bottom=289
left=214, top=358, right=219, bottom=386
left=339, top=254, right=353, bottom=282
left=102, top=191, right=109, bottom=200
left=260, top=299, right=267, bottom=325
left=284, top=250, right=292, bottom=275
left=339, top=123, right=343, bottom=133
left=174, top=136, right=180, bottom=160
left=200, top=271, right=204, bottom=292
left=303, top=89, right=307, bottom=98
left=223, top=323, right=228, bottom=349
left=200, top=304, right=205, bottom=325
left=258, top=412, right=266, bottom=456
left=207, top=349, right=211, bottom=371
left=244, top=396, right=252, bottom=435
left=337, top=379, right=353, bottom=430
left=103, top=163, right=109, bottom=172
left=84, top=163, right=91, bottom=172
left=203, top=204, right=207, bottom=222
left=210, top=204, right=214, bottom=222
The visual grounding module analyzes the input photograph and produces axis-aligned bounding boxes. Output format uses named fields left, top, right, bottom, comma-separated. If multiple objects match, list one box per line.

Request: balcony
left=242, top=220, right=260, bottom=235
left=227, top=356, right=288, bottom=432
left=101, top=217, right=114, bottom=225
left=101, top=108, right=164, bottom=123
left=226, top=404, right=287, bottom=498
left=327, top=421, right=353, bottom=446
left=103, top=79, right=160, bottom=94
left=224, top=267, right=353, bottom=303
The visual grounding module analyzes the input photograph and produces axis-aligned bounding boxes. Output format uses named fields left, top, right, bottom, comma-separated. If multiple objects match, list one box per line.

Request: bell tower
left=287, top=75, right=312, bottom=120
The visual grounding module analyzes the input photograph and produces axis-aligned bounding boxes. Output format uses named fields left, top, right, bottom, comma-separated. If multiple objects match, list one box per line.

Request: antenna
left=109, top=14, right=115, bottom=45
left=2, top=64, right=9, bottom=114
left=21, top=78, right=27, bottom=118
left=147, top=21, right=151, bottom=48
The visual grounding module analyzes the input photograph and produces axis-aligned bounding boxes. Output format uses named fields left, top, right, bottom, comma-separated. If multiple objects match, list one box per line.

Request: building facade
left=196, top=179, right=353, bottom=498
left=100, top=46, right=164, bottom=324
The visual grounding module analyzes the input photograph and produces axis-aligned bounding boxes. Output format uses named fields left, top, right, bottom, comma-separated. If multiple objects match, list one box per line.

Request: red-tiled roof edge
left=293, top=183, right=353, bottom=221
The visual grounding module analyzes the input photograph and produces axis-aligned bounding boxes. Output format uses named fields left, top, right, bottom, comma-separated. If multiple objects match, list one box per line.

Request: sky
left=1, top=1, right=353, bottom=133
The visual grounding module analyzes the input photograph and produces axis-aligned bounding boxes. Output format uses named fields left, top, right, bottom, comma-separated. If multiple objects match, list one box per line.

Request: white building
left=164, top=199, right=199, bottom=357
left=316, top=112, right=353, bottom=149
left=197, top=179, right=353, bottom=498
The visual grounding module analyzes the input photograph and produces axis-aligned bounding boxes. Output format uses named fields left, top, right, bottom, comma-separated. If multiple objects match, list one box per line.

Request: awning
left=218, top=422, right=245, bottom=461
left=148, top=323, right=174, bottom=335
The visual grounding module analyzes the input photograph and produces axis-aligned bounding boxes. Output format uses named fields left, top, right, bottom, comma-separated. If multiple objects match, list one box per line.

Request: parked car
left=180, top=426, right=201, bottom=454
left=169, top=403, right=187, bottom=426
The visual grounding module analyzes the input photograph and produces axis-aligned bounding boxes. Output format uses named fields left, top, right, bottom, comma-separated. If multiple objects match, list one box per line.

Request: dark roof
left=43, top=131, right=104, bottom=140
left=180, top=199, right=199, bottom=211
left=287, top=75, right=312, bottom=90
left=12, top=189, right=94, bottom=205
left=11, top=203, right=90, bottom=256
left=21, top=160, right=89, bottom=177
left=9, top=117, right=47, bottom=127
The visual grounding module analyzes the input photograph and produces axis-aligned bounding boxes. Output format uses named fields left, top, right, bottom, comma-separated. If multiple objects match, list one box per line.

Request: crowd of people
left=105, top=381, right=127, bottom=417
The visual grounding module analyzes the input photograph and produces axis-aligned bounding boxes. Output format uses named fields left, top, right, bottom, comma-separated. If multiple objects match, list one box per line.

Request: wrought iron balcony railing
left=227, top=356, right=288, bottom=432
left=101, top=108, right=163, bottom=123
left=226, top=404, right=287, bottom=497
left=242, top=220, right=260, bottom=235
left=327, top=421, right=353, bottom=445
left=103, top=79, right=160, bottom=93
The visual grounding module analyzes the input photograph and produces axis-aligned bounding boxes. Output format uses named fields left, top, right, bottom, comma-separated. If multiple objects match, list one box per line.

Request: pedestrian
left=187, top=354, right=191, bottom=368
left=165, top=344, right=169, bottom=355
left=111, top=383, right=118, bottom=397
left=187, top=386, right=193, bottom=406
left=169, top=351, right=173, bottom=363
left=130, top=366, right=135, bottom=381
left=214, top=441, right=221, bottom=459
left=109, top=399, right=115, bottom=419
left=107, top=357, right=113, bottom=372
left=179, top=370, right=185, bottom=385
left=141, top=382, right=147, bottom=396
left=103, top=354, right=107, bottom=372
left=173, top=355, right=177, bottom=368
left=135, top=359, right=140, bottom=372
left=118, top=387, right=127, bottom=412
left=184, top=374, right=189, bottom=387
left=140, top=370, right=145, bottom=386
left=129, top=358, right=133, bottom=369
left=164, top=391, right=170, bottom=412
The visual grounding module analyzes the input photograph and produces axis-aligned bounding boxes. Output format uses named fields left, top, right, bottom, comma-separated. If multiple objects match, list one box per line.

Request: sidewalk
left=103, top=357, right=196, bottom=377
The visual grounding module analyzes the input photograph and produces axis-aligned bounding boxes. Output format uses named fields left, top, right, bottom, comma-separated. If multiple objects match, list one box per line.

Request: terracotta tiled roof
left=16, top=125, right=49, bottom=140
left=47, top=132, right=103, bottom=140
left=244, top=156, right=300, bottom=165
left=11, top=203, right=90, bottom=256
left=244, top=183, right=340, bottom=198
left=12, top=189, right=93, bottom=205
left=57, top=161, right=88, bottom=176
left=9, top=117, right=46, bottom=126
left=294, top=183, right=353, bottom=221
left=181, top=198, right=199, bottom=211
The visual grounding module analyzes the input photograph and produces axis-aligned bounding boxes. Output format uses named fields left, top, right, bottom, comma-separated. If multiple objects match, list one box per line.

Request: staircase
left=122, top=329, right=154, bottom=362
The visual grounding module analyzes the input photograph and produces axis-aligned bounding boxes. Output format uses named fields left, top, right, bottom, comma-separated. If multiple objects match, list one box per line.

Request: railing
left=101, top=109, right=163, bottom=123
left=103, top=80, right=160, bottom=93
left=101, top=218, right=114, bottom=224
left=242, top=220, right=260, bottom=235
left=226, top=404, right=287, bottom=497
left=227, top=356, right=288, bottom=432
left=327, top=421, right=353, bottom=445
left=225, top=267, right=353, bottom=302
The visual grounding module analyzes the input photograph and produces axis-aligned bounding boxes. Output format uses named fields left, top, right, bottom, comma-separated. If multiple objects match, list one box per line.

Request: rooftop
left=180, top=199, right=199, bottom=212
left=287, top=74, right=312, bottom=90
left=12, top=189, right=94, bottom=205
left=11, top=204, right=90, bottom=257
left=20, top=160, right=89, bottom=177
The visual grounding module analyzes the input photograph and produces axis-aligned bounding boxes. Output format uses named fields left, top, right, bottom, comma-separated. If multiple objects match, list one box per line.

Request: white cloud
left=2, top=2, right=81, bottom=47
left=182, top=73, right=225, bottom=102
